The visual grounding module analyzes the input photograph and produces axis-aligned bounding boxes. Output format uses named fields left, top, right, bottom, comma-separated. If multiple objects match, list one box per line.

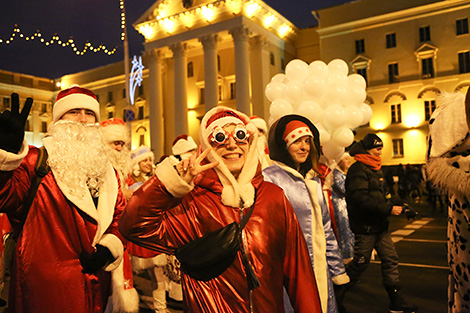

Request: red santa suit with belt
left=119, top=106, right=321, bottom=313
left=0, top=138, right=126, bottom=313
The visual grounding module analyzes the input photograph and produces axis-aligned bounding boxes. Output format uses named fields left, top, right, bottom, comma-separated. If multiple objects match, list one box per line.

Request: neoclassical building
left=1, top=0, right=469, bottom=165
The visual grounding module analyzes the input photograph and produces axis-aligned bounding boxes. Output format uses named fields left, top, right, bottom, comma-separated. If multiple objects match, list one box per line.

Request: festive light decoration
left=0, top=0, right=129, bottom=56
left=129, top=55, right=145, bottom=105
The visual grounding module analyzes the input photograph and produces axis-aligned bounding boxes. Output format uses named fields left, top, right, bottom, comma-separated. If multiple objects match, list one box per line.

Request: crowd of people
left=4, top=84, right=461, bottom=313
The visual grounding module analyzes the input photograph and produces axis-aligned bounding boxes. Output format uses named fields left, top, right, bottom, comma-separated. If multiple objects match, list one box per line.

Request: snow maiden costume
left=119, top=106, right=321, bottom=313
left=426, top=88, right=470, bottom=313
left=262, top=114, right=349, bottom=313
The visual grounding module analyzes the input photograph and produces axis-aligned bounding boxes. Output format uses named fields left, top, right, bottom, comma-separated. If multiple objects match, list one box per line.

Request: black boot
left=334, top=283, right=351, bottom=313
left=385, top=285, right=418, bottom=313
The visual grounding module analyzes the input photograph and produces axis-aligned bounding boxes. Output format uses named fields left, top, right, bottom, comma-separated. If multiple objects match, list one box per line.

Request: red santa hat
left=171, top=134, right=197, bottom=156
left=100, top=118, right=130, bottom=144
left=282, top=120, right=313, bottom=148
left=250, top=116, right=268, bottom=134
left=53, top=86, right=100, bottom=122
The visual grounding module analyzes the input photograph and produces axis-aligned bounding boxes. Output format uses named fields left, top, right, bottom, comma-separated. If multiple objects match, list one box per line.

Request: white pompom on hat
left=171, top=134, right=197, bottom=156
left=100, top=118, right=129, bottom=144
left=250, top=116, right=268, bottom=134
left=53, top=86, right=100, bottom=122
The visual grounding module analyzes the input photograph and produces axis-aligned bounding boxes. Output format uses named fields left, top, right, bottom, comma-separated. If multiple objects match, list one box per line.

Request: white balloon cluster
left=265, top=59, right=373, bottom=161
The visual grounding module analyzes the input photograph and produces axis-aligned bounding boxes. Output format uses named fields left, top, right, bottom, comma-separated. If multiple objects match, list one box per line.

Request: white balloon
left=332, top=127, right=354, bottom=147
left=327, top=72, right=348, bottom=87
left=315, top=124, right=331, bottom=145
left=270, top=99, right=294, bottom=122
left=324, top=83, right=349, bottom=107
left=322, top=141, right=345, bottom=161
left=328, top=59, right=349, bottom=77
left=297, top=100, right=323, bottom=124
left=347, top=85, right=367, bottom=107
left=283, top=81, right=303, bottom=106
left=359, top=103, right=373, bottom=125
left=303, top=75, right=328, bottom=99
left=271, top=73, right=288, bottom=84
left=308, top=61, right=329, bottom=80
left=285, top=59, right=309, bottom=82
left=324, top=104, right=346, bottom=128
left=347, top=73, right=367, bottom=90
left=268, top=115, right=276, bottom=126
left=343, top=105, right=363, bottom=129
left=265, top=81, right=286, bottom=102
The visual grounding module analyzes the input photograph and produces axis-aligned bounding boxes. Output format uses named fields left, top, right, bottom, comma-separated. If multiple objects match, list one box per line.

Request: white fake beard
left=106, top=145, right=130, bottom=178
left=47, top=121, right=109, bottom=198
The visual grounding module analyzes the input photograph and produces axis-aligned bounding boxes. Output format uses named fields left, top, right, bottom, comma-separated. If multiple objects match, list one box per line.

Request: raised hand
left=0, top=93, right=33, bottom=153
left=175, top=147, right=219, bottom=184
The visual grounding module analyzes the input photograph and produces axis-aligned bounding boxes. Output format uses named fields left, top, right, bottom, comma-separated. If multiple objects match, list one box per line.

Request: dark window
left=139, top=85, right=144, bottom=96
left=355, top=39, right=365, bottom=54
left=391, top=104, right=402, bottom=124
left=199, top=88, right=205, bottom=105
left=108, top=111, right=114, bottom=119
left=25, top=120, right=30, bottom=132
left=421, top=58, right=434, bottom=79
left=41, top=121, right=48, bottom=133
left=122, top=89, right=126, bottom=99
left=281, top=57, right=285, bottom=71
left=139, top=134, right=145, bottom=146
left=108, top=91, right=113, bottom=102
left=357, top=68, right=368, bottom=84
left=138, top=106, right=144, bottom=120
left=424, top=100, right=436, bottom=121
left=187, top=61, right=194, bottom=78
left=419, top=26, right=431, bottom=42
left=3, top=97, right=10, bottom=109
left=388, top=63, right=399, bottom=83
left=458, top=51, right=470, bottom=73
left=218, top=85, right=222, bottom=101
left=230, top=82, right=236, bottom=99
left=386, top=33, right=396, bottom=48
left=270, top=52, right=275, bottom=66
left=392, top=139, right=404, bottom=158
left=41, top=103, right=47, bottom=113
left=456, top=18, right=469, bottom=35
left=123, top=109, right=127, bottom=122
left=217, top=55, right=221, bottom=72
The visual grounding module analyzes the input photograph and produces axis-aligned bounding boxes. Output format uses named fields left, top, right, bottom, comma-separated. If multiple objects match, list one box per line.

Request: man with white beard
left=0, top=86, right=127, bottom=313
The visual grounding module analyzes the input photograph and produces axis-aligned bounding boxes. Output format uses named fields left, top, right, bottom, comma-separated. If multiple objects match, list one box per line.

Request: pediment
left=415, top=43, right=438, bottom=55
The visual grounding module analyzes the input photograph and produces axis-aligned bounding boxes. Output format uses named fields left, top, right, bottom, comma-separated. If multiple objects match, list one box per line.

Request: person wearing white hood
left=119, top=106, right=321, bottom=312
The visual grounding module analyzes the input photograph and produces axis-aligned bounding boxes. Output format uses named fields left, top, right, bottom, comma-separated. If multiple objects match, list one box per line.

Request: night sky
left=0, top=0, right=353, bottom=79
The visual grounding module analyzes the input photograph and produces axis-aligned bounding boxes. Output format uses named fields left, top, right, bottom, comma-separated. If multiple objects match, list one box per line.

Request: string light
left=0, top=0, right=129, bottom=57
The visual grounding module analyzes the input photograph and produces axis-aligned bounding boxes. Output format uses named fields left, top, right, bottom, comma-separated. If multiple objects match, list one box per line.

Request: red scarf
left=354, top=154, right=382, bottom=171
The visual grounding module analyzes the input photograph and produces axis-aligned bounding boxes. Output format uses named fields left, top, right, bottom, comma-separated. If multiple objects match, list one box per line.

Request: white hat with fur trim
left=100, top=118, right=130, bottom=144
left=250, top=116, right=268, bottom=134
left=172, top=134, right=197, bottom=156
left=53, top=86, right=100, bottom=122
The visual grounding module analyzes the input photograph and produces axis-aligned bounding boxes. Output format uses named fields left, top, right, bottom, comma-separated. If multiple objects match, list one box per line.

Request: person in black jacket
left=342, top=133, right=417, bottom=313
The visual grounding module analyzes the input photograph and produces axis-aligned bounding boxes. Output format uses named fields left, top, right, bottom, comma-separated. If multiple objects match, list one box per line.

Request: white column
left=250, top=35, right=271, bottom=120
left=230, top=26, right=251, bottom=115
left=199, top=34, right=219, bottom=112
left=146, top=49, right=165, bottom=158
left=170, top=42, right=189, bottom=136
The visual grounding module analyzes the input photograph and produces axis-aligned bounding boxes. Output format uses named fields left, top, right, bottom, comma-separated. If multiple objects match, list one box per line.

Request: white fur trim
left=251, top=117, right=268, bottom=134
left=102, top=123, right=129, bottom=144
left=155, top=157, right=194, bottom=198
left=105, top=258, right=139, bottom=313
left=199, top=106, right=259, bottom=208
left=332, top=272, right=350, bottom=285
left=427, top=157, right=470, bottom=200
left=0, top=140, right=29, bottom=171
left=53, top=93, right=100, bottom=122
left=172, top=136, right=197, bottom=156
left=99, top=233, right=124, bottom=272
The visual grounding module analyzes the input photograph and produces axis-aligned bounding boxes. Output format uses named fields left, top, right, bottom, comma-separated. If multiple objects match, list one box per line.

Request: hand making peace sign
left=0, top=93, right=33, bottom=154
left=175, top=147, right=219, bottom=184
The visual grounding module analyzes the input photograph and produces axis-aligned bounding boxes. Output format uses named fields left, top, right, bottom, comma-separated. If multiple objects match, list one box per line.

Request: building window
left=458, top=51, right=470, bottom=73
left=139, top=134, right=145, bottom=146
left=218, top=85, right=222, bottom=101
left=108, top=111, right=114, bottom=119
left=456, top=18, right=469, bottom=35
left=25, top=120, right=30, bottom=132
left=122, top=89, right=126, bottom=99
left=108, top=91, right=113, bottom=102
left=3, top=97, right=10, bottom=109
left=386, top=33, right=396, bottom=48
left=421, top=58, right=434, bottom=79
left=41, top=103, right=47, bottom=113
left=391, top=104, right=402, bottom=124
left=123, top=109, right=127, bottom=122
left=355, top=39, right=365, bottom=54
left=424, top=100, right=436, bottom=121
left=217, top=55, right=221, bottom=72
left=139, top=85, right=144, bottom=96
left=138, top=106, right=144, bottom=120
left=187, top=62, right=194, bottom=78
left=392, top=139, right=404, bottom=158
left=199, top=88, right=205, bottom=105
left=419, top=26, right=431, bottom=42
left=270, top=52, right=275, bottom=66
left=388, top=63, right=399, bottom=83
left=357, top=68, right=368, bottom=84
left=281, top=57, right=285, bottom=71
left=230, top=83, right=236, bottom=99
left=41, top=121, right=48, bottom=133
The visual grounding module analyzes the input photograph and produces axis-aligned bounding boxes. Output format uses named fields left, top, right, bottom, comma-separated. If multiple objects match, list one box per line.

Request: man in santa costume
left=0, top=87, right=126, bottom=313
left=120, top=106, right=321, bottom=312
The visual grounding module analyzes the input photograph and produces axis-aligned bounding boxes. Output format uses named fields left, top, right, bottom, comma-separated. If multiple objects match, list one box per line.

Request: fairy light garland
left=0, top=1, right=129, bottom=56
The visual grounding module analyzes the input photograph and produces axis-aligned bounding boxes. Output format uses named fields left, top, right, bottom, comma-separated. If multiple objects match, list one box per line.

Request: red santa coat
left=0, top=140, right=125, bottom=313
left=119, top=157, right=321, bottom=313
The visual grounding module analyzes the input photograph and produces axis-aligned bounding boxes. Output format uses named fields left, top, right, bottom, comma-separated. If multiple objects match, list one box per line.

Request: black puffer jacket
left=345, top=142, right=392, bottom=234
